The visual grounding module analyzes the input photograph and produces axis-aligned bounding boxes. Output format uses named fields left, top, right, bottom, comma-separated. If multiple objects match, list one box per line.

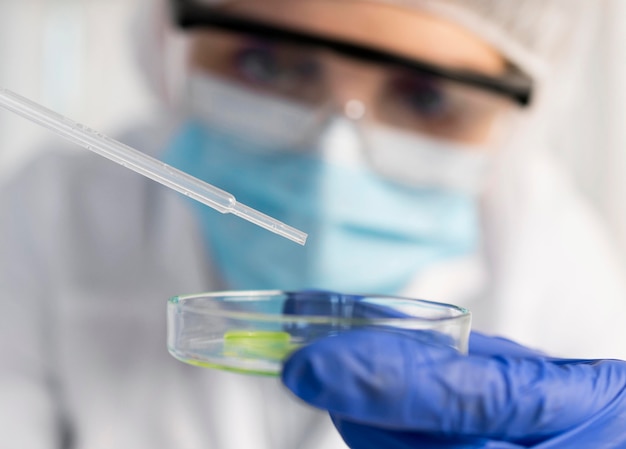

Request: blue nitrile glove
left=282, top=330, right=626, bottom=448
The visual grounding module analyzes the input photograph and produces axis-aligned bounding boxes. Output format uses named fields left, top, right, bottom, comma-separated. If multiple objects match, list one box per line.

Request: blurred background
left=0, top=0, right=625, bottom=260
left=0, top=0, right=155, bottom=177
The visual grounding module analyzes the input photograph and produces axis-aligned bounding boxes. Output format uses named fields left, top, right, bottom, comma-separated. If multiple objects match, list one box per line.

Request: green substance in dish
left=171, top=331, right=301, bottom=376
left=224, top=330, right=298, bottom=361
left=180, top=357, right=280, bottom=377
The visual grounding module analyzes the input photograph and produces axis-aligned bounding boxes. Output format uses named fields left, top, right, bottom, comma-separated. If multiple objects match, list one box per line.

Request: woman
left=0, top=0, right=624, bottom=447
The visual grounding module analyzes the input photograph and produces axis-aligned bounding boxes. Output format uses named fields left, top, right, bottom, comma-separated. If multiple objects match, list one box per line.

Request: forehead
left=217, top=0, right=506, bottom=74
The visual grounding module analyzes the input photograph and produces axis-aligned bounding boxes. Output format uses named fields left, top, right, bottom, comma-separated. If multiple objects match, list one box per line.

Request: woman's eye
left=292, top=58, right=322, bottom=82
left=233, top=43, right=323, bottom=92
left=392, top=75, right=449, bottom=119
left=235, top=46, right=281, bottom=85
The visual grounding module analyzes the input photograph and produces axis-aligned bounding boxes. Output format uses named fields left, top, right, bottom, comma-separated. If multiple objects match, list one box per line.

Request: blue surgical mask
left=161, top=74, right=484, bottom=294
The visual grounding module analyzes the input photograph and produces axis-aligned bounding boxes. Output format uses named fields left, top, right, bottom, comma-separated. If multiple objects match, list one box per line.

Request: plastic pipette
left=0, top=87, right=307, bottom=245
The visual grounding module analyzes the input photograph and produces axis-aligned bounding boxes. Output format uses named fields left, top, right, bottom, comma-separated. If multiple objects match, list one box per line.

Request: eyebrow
left=170, top=0, right=533, bottom=106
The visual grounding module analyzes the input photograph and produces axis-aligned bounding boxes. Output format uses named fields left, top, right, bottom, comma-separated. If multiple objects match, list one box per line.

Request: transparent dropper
left=0, top=88, right=307, bottom=245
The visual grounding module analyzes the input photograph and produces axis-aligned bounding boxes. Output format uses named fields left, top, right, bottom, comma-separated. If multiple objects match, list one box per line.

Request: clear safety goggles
left=171, top=0, right=533, bottom=146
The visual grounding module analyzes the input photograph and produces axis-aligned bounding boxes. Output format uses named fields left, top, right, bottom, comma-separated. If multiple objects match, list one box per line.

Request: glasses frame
left=170, top=0, right=533, bottom=107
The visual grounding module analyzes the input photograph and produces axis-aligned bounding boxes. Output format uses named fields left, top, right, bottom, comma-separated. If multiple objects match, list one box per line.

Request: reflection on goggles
left=190, top=27, right=517, bottom=145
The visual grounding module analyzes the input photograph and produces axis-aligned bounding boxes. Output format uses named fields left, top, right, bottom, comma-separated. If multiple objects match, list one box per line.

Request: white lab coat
left=1, top=117, right=626, bottom=449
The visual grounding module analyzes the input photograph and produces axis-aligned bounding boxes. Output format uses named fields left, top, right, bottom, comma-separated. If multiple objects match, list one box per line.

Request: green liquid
left=224, top=330, right=298, bottom=361
left=180, top=358, right=280, bottom=377
left=175, top=331, right=301, bottom=376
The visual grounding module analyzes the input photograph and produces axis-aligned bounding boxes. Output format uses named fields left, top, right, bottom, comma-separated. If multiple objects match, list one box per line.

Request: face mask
left=161, top=74, right=486, bottom=294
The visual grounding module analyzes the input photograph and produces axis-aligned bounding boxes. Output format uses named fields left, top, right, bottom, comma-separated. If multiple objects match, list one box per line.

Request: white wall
left=0, top=0, right=156, bottom=177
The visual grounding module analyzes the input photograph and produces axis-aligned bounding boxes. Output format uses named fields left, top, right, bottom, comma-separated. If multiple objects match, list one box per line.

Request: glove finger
left=332, top=417, right=524, bottom=449
left=282, top=329, right=626, bottom=442
left=469, top=332, right=547, bottom=359
left=283, top=292, right=542, bottom=358
left=469, top=334, right=592, bottom=367
left=282, top=290, right=460, bottom=348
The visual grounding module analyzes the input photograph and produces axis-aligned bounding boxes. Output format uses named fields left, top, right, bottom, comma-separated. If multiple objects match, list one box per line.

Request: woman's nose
left=322, top=55, right=382, bottom=121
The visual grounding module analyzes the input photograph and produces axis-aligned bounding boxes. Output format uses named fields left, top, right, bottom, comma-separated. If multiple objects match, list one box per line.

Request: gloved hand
left=282, top=330, right=626, bottom=448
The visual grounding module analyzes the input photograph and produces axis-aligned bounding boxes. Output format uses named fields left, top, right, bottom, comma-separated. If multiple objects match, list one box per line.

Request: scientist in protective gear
left=1, top=0, right=626, bottom=448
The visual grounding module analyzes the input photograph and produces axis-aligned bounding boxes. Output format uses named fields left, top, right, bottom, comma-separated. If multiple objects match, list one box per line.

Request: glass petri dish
left=167, top=290, right=471, bottom=376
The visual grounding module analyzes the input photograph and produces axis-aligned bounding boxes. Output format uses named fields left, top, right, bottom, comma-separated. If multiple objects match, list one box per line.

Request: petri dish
left=167, top=290, right=471, bottom=376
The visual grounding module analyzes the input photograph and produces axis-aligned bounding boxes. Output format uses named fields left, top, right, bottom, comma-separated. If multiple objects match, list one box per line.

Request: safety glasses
left=169, top=0, right=532, bottom=145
